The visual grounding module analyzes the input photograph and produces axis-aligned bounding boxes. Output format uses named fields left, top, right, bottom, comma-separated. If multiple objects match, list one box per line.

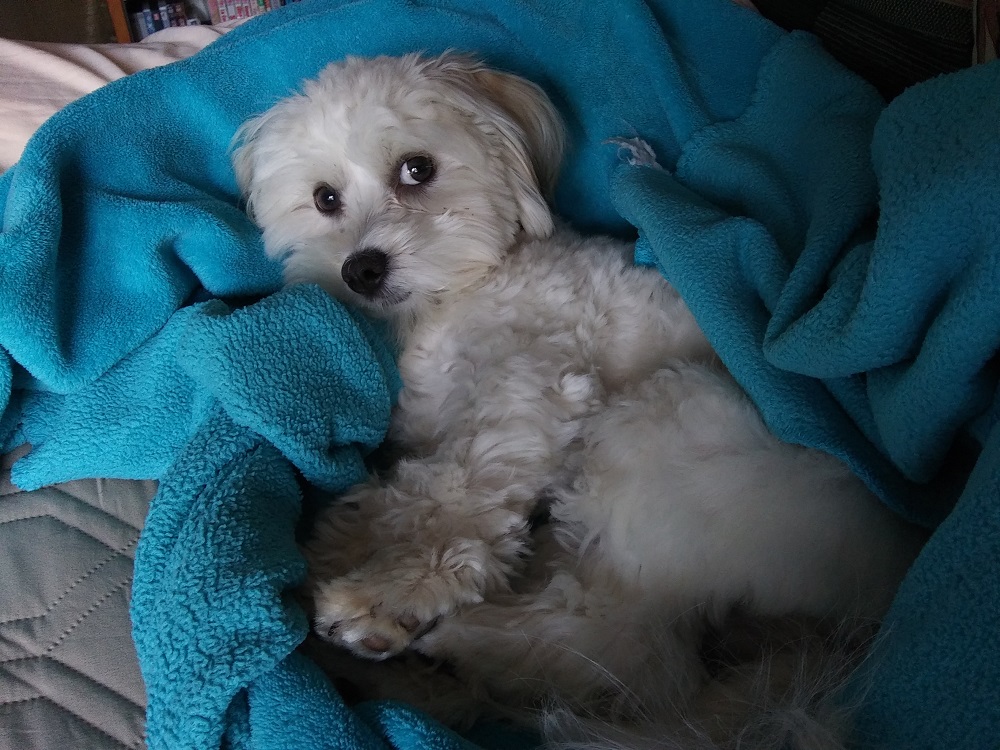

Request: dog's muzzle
left=342, top=248, right=389, bottom=297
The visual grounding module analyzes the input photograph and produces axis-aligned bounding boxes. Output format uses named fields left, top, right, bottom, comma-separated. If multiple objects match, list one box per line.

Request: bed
left=1, top=2, right=998, bottom=750
left=0, top=23, right=232, bottom=750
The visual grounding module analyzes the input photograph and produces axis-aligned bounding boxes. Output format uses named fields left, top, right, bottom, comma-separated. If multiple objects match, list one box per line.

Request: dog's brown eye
left=313, top=184, right=342, bottom=215
left=399, top=156, right=435, bottom=186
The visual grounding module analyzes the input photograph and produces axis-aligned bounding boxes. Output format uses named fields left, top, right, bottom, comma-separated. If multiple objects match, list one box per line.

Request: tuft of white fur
left=232, top=53, right=924, bottom=748
left=539, top=614, right=880, bottom=750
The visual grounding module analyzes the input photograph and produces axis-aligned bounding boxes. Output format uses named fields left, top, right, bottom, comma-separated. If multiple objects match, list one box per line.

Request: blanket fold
left=2, top=0, right=998, bottom=748
left=11, top=285, right=399, bottom=492
left=132, top=406, right=307, bottom=750
left=175, top=289, right=401, bottom=492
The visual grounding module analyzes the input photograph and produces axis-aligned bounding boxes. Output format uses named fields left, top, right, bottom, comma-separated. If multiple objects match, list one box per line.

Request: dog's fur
left=232, top=53, right=922, bottom=747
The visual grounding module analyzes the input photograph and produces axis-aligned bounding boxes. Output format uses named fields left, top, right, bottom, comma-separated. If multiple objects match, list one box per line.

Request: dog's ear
left=230, top=101, right=295, bottom=227
left=470, top=66, right=565, bottom=236
left=230, top=113, right=267, bottom=222
left=426, top=54, right=565, bottom=240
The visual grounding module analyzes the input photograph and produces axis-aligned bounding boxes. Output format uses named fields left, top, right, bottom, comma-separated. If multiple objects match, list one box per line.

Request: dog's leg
left=305, top=457, right=558, bottom=659
left=304, top=545, right=708, bottom=729
left=411, top=557, right=709, bottom=725
left=555, top=362, right=922, bottom=622
left=305, top=370, right=603, bottom=660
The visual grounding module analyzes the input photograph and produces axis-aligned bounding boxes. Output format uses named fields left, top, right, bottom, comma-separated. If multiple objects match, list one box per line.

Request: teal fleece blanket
left=1, top=0, right=998, bottom=748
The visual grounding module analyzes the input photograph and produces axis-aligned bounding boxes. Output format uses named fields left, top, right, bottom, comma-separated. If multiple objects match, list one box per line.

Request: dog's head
left=232, top=53, right=564, bottom=322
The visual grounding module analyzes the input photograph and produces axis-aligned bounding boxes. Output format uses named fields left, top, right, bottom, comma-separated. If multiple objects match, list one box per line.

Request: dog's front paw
left=312, top=540, right=491, bottom=659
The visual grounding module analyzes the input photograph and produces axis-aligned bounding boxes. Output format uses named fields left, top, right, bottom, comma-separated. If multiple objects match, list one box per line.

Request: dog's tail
left=539, top=613, right=876, bottom=750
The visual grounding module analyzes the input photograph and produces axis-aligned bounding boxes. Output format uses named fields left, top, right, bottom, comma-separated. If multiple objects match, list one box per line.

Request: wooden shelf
left=106, top=0, right=133, bottom=43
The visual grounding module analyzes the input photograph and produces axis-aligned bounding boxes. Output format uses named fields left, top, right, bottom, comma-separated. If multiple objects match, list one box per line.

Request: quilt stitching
left=0, top=505, right=140, bottom=537
left=55, top=481, right=151, bottom=528
left=0, top=480, right=147, bottom=527
left=42, top=575, right=134, bottom=655
left=0, top=568, right=134, bottom=667
left=0, top=653, right=145, bottom=710
left=0, top=514, right=138, bottom=553
left=0, top=536, right=138, bottom=626
left=46, top=652, right=146, bottom=711
left=1, top=472, right=152, bottom=748
left=0, top=693, right=138, bottom=750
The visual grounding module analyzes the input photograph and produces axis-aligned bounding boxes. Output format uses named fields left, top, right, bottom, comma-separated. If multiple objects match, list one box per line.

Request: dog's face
left=232, top=54, right=564, bottom=321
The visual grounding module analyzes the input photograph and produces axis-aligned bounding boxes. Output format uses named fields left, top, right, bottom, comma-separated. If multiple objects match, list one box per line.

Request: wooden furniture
left=106, top=0, right=133, bottom=43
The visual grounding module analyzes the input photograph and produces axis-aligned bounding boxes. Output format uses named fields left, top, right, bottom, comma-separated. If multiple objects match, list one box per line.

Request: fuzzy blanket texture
left=0, top=0, right=997, bottom=748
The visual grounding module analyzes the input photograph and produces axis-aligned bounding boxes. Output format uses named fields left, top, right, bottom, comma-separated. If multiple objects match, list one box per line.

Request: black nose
left=342, top=248, right=389, bottom=297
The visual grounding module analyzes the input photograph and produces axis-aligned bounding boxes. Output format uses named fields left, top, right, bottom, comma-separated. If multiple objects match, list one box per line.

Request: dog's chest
left=388, top=238, right=710, bottom=449
left=392, top=278, right=594, bottom=447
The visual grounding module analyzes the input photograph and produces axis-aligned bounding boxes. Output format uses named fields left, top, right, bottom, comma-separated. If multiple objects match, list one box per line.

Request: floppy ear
left=229, top=108, right=275, bottom=222
left=230, top=96, right=306, bottom=228
left=426, top=54, right=566, bottom=240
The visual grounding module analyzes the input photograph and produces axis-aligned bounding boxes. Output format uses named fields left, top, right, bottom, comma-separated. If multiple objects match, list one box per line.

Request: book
left=125, top=1, right=209, bottom=46
left=149, top=2, right=164, bottom=30
left=131, top=8, right=154, bottom=39
left=196, top=0, right=291, bottom=26
left=141, top=4, right=156, bottom=34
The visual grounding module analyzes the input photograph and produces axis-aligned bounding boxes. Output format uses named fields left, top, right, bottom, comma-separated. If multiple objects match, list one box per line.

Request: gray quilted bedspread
left=0, top=450, right=154, bottom=750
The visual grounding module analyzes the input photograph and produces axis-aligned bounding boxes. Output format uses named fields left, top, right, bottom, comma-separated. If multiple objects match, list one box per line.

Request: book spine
left=140, top=4, right=156, bottom=34
left=130, top=11, right=148, bottom=39
left=207, top=0, right=223, bottom=23
left=149, top=1, right=164, bottom=29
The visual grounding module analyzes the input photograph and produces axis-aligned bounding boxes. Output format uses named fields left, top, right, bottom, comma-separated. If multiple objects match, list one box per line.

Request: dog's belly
left=555, top=364, right=922, bottom=620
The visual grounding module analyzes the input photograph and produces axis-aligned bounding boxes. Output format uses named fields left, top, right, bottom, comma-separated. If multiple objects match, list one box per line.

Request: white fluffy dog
left=232, top=53, right=921, bottom=744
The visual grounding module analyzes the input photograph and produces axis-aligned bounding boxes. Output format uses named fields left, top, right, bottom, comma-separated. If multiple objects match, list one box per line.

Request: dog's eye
left=399, top=156, right=435, bottom=186
left=313, top=184, right=342, bottom=215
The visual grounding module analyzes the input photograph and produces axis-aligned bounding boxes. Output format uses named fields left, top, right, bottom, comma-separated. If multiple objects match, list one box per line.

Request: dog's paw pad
left=398, top=613, right=441, bottom=640
left=360, top=634, right=394, bottom=654
left=398, top=613, right=421, bottom=633
left=313, top=578, right=452, bottom=659
left=315, top=605, right=411, bottom=659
